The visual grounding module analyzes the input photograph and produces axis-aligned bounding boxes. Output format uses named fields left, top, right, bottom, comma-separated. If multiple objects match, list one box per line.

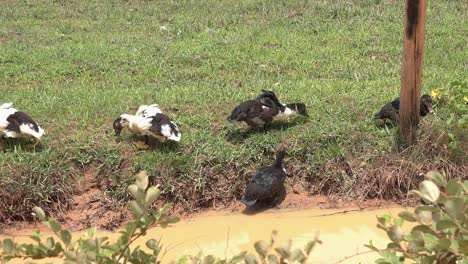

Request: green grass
left=0, top=0, right=466, bottom=220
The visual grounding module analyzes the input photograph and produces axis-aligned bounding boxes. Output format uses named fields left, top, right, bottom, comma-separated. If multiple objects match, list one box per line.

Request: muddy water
left=4, top=207, right=407, bottom=263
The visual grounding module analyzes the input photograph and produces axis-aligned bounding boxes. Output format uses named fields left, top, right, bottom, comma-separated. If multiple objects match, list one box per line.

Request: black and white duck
left=226, top=97, right=280, bottom=129
left=0, top=103, right=44, bottom=148
left=113, top=104, right=181, bottom=149
left=256, top=90, right=308, bottom=121
left=241, top=148, right=287, bottom=207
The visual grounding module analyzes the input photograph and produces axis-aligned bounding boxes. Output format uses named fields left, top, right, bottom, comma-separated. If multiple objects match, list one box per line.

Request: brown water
left=3, top=207, right=407, bottom=263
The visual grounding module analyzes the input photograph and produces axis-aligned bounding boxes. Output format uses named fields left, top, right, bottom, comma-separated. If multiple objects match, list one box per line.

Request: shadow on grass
left=225, top=118, right=308, bottom=144
left=0, top=138, right=45, bottom=153
left=115, top=134, right=181, bottom=153
left=241, top=185, right=287, bottom=215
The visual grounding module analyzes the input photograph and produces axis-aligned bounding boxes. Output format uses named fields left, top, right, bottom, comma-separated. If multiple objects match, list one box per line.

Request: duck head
left=420, top=94, right=434, bottom=116
left=113, top=115, right=131, bottom=136
left=286, top=103, right=308, bottom=117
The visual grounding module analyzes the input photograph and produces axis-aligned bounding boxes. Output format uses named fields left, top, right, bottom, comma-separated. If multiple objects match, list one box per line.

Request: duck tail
left=227, top=108, right=245, bottom=123
left=1, top=103, right=13, bottom=109
left=258, top=90, right=283, bottom=109
left=240, top=197, right=257, bottom=206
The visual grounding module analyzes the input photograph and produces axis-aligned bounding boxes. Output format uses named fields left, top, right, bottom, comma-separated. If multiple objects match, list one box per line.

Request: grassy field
left=0, top=0, right=466, bottom=222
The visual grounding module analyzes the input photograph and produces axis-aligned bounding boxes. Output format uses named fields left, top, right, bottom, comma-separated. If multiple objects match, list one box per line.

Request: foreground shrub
left=0, top=171, right=179, bottom=264
left=366, top=171, right=467, bottom=264
left=0, top=171, right=320, bottom=264
left=173, top=230, right=321, bottom=264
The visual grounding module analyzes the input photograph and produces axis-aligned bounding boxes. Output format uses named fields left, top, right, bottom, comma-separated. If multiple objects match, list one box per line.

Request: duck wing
left=6, top=111, right=40, bottom=133
left=257, top=90, right=285, bottom=110
left=227, top=100, right=263, bottom=122
left=148, top=113, right=181, bottom=141
left=390, top=97, right=400, bottom=110
left=242, top=167, right=285, bottom=205
left=375, top=102, right=399, bottom=121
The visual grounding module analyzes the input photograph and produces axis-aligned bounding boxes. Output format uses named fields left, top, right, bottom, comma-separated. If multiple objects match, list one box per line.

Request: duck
left=256, top=90, right=308, bottom=121
left=226, top=97, right=280, bottom=129
left=113, top=104, right=181, bottom=149
left=241, top=148, right=287, bottom=207
left=0, top=103, right=44, bottom=148
left=374, top=94, right=434, bottom=123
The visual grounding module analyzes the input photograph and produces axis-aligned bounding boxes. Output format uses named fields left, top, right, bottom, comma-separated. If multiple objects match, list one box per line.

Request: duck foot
left=26, top=138, right=41, bottom=149
left=133, top=141, right=151, bottom=150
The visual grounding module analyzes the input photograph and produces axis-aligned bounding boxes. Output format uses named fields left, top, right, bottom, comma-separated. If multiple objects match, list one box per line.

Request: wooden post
left=399, top=0, right=427, bottom=144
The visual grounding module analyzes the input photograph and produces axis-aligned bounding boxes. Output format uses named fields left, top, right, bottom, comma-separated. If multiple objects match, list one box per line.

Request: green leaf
left=387, top=225, right=404, bottom=243
left=423, top=233, right=439, bottom=251
left=425, top=171, right=446, bottom=187
left=419, top=180, right=440, bottom=203
left=411, top=225, right=434, bottom=234
left=87, top=227, right=96, bottom=238
left=436, top=219, right=457, bottom=230
left=438, top=238, right=451, bottom=250
left=449, top=240, right=459, bottom=252
left=244, top=254, right=259, bottom=264
left=135, top=171, right=149, bottom=190
left=254, top=240, right=269, bottom=258
left=289, top=249, right=305, bottom=262
left=128, top=184, right=142, bottom=200
left=267, top=254, right=278, bottom=264
left=415, top=205, right=440, bottom=213
left=201, top=255, right=215, bottom=264
left=48, top=219, right=62, bottom=233
left=46, top=237, right=55, bottom=249
left=408, top=237, right=424, bottom=254
left=274, top=246, right=289, bottom=259
left=445, top=180, right=463, bottom=196
left=64, top=251, right=77, bottom=260
left=386, top=242, right=401, bottom=250
left=444, top=198, right=464, bottom=219
left=32, top=206, right=46, bottom=221
left=364, top=242, right=379, bottom=252
left=2, top=239, right=14, bottom=254
left=128, top=200, right=145, bottom=219
left=394, top=217, right=404, bottom=227
left=144, top=187, right=161, bottom=206
left=408, top=190, right=422, bottom=199
left=305, top=240, right=318, bottom=254
left=398, top=211, right=417, bottom=222
left=415, top=208, right=434, bottom=225
left=167, top=216, right=180, bottom=224
left=86, top=251, right=97, bottom=261
left=146, top=239, right=157, bottom=250
left=125, top=222, right=137, bottom=236
left=270, top=230, right=277, bottom=245
left=228, top=251, right=247, bottom=264
left=31, top=230, right=41, bottom=242
left=380, top=214, right=392, bottom=224
left=60, top=230, right=72, bottom=246
left=159, top=203, right=173, bottom=215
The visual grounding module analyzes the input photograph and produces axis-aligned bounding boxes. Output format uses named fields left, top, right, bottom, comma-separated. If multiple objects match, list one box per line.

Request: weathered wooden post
left=399, top=0, right=427, bottom=144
